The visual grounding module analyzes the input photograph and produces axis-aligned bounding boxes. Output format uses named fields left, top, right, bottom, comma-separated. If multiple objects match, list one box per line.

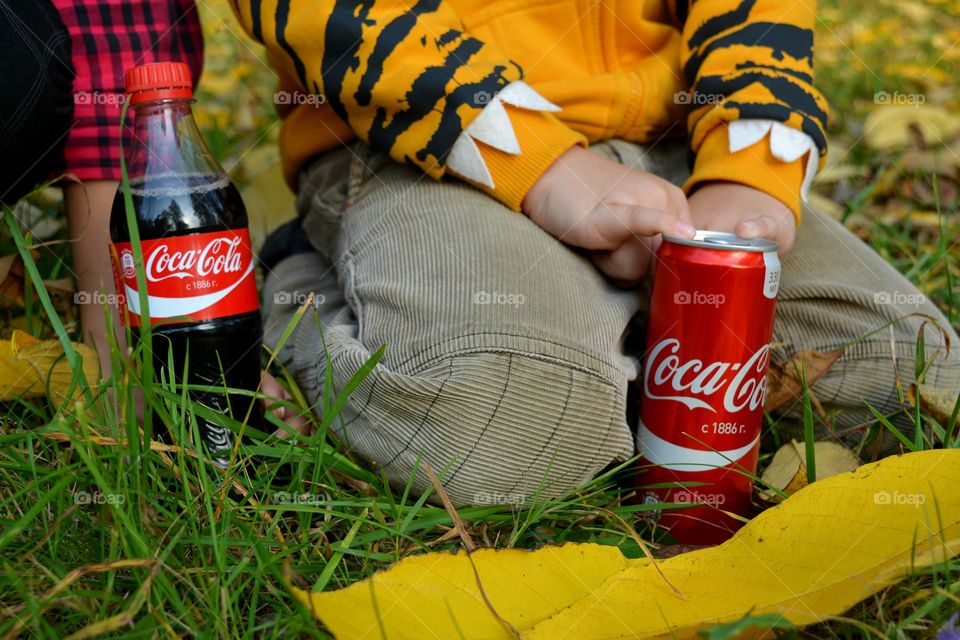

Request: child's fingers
left=270, top=399, right=311, bottom=438
left=261, top=371, right=313, bottom=438
left=589, top=204, right=695, bottom=249
left=591, top=236, right=655, bottom=285
left=261, top=371, right=285, bottom=398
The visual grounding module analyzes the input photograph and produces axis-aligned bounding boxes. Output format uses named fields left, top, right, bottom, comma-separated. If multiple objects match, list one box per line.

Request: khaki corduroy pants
left=261, top=139, right=959, bottom=507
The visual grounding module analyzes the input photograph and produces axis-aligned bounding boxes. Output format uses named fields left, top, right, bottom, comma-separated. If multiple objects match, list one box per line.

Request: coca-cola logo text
left=146, top=237, right=244, bottom=282
left=643, top=338, right=769, bottom=413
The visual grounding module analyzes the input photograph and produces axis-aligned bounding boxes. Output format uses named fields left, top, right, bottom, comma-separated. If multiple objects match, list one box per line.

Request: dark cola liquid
left=111, top=174, right=263, bottom=464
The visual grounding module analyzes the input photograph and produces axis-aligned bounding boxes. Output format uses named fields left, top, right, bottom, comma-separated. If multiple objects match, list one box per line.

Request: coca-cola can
left=637, top=230, right=780, bottom=544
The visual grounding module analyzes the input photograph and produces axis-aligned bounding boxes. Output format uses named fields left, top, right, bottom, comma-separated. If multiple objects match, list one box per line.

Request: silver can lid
left=662, top=229, right=778, bottom=253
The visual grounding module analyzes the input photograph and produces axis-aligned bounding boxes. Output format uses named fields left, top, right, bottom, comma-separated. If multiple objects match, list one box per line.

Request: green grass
left=2, top=0, right=960, bottom=636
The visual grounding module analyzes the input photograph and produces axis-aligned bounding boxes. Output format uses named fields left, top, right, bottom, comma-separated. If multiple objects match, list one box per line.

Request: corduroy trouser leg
left=261, top=139, right=959, bottom=506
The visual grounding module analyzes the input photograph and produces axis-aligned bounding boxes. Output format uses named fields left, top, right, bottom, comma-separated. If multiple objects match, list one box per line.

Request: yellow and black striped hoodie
left=231, top=0, right=827, bottom=218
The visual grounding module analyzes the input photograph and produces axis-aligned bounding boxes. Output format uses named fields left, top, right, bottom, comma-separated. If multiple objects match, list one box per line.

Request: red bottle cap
left=123, top=62, right=193, bottom=106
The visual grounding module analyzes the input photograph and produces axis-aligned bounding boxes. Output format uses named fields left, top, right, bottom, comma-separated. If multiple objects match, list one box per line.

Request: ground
left=0, top=0, right=958, bottom=637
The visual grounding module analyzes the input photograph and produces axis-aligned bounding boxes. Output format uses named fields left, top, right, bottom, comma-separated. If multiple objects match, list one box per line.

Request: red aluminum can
left=636, top=231, right=780, bottom=544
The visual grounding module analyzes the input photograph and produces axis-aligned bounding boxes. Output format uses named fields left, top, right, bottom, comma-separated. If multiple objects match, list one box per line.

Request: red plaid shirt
left=51, top=0, right=203, bottom=181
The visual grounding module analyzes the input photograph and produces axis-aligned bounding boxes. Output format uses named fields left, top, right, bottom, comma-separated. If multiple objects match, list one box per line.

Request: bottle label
left=110, top=229, right=260, bottom=326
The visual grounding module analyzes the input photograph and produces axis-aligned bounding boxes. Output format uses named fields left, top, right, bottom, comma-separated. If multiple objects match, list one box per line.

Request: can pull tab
left=763, top=251, right=781, bottom=299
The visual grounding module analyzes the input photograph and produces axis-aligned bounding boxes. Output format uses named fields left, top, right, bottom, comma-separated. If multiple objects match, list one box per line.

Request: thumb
left=734, top=215, right=792, bottom=254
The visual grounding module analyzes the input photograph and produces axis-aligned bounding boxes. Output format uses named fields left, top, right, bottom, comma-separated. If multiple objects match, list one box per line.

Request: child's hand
left=687, top=182, right=797, bottom=255
left=262, top=372, right=312, bottom=439
left=523, top=146, right=695, bottom=285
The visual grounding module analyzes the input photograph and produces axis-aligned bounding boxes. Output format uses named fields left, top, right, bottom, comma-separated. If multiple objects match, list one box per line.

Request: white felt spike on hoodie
left=497, top=81, right=562, bottom=112
left=769, top=121, right=814, bottom=163
left=465, top=99, right=520, bottom=154
left=728, top=118, right=821, bottom=200
left=728, top=119, right=772, bottom=153
left=446, top=81, right=563, bottom=190
left=447, top=133, right=494, bottom=188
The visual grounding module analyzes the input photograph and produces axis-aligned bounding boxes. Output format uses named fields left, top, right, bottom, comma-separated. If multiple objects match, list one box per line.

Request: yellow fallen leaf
left=864, top=105, right=960, bottom=150
left=759, top=440, right=860, bottom=501
left=780, top=461, right=809, bottom=496
left=0, top=331, right=44, bottom=399
left=805, top=192, right=845, bottom=220
left=910, top=383, right=960, bottom=426
left=295, top=450, right=960, bottom=639
left=0, top=330, right=99, bottom=406
left=293, top=543, right=635, bottom=639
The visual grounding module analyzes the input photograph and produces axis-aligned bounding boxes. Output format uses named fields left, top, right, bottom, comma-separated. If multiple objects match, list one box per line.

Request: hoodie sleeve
left=671, top=0, right=829, bottom=219
left=230, top=0, right=585, bottom=211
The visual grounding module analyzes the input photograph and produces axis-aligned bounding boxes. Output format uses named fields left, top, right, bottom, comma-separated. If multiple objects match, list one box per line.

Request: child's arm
left=232, top=1, right=692, bottom=283
left=671, top=0, right=829, bottom=252
left=230, top=0, right=575, bottom=212
left=64, top=180, right=119, bottom=373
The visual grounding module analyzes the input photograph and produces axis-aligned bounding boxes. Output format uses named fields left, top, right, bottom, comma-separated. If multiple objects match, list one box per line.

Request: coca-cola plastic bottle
left=109, top=62, right=263, bottom=465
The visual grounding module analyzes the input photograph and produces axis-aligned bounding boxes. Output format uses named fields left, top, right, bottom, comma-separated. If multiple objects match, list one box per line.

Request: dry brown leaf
left=44, top=277, right=76, bottom=313
left=901, top=148, right=960, bottom=174
left=0, top=254, right=26, bottom=307
left=0, top=253, right=76, bottom=311
left=759, top=439, right=859, bottom=502
left=765, top=349, right=844, bottom=412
